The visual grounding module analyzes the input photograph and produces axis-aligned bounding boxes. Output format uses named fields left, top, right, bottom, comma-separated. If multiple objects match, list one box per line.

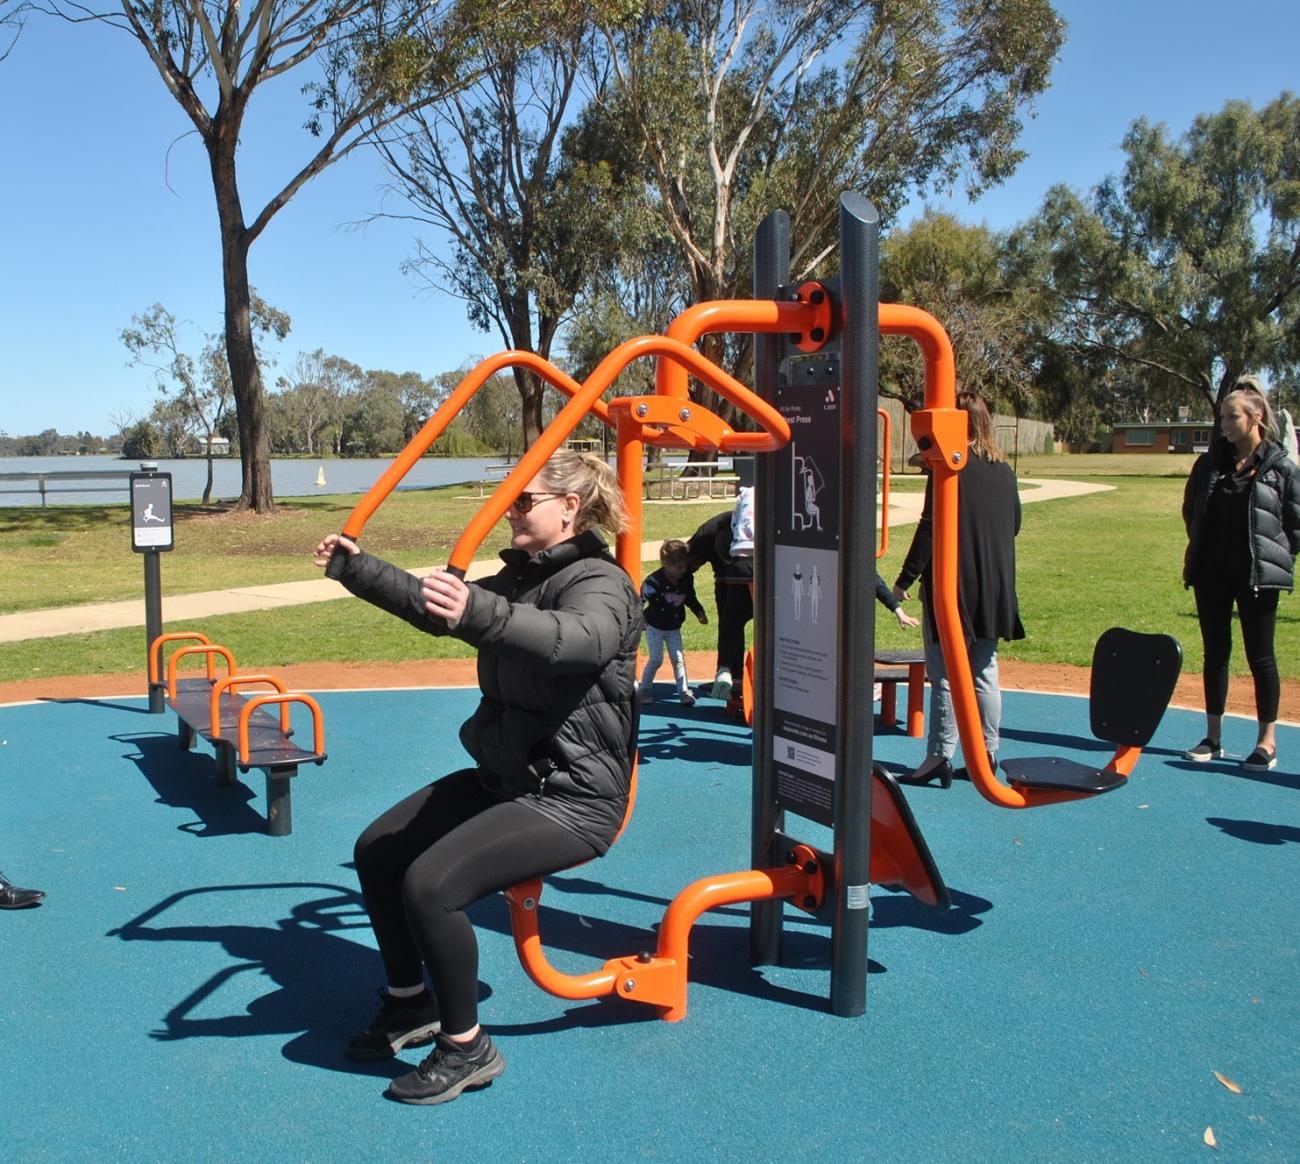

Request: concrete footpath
left=0, top=478, right=1110, bottom=644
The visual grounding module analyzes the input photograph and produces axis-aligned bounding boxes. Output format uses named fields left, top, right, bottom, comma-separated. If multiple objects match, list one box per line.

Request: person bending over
left=313, top=450, right=642, bottom=1105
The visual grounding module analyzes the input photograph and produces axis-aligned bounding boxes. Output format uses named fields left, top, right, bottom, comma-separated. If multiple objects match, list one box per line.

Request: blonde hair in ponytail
left=540, top=449, right=629, bottom=538
left=1225, top=375, right=1280, bottom=443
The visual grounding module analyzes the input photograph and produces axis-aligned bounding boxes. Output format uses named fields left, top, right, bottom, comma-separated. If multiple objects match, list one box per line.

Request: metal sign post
left=130, top=463, right=174, bottom=712
left=750, top=194, right=881, bottom=1017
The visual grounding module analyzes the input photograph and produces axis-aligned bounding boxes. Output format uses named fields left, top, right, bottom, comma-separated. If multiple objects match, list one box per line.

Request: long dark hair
left=958, top=390, right=1005, bottom=463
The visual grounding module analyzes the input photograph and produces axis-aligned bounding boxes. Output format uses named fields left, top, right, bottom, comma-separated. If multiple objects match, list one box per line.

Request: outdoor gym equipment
left=900, top=317, right=1181, bottom=807
left=324, top=193, right=948, bottom=1021
left=146, top=631, right=327, bottom=836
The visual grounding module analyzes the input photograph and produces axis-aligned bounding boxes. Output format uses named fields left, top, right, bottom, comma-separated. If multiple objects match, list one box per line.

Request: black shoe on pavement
left=1242, top=746, right=1278, bottom=772
left=1183, top=738, right=1223, bottom=762
left=386, top=1031, right=506, bottom=1105
left=0, top=872, right=45, bottom=910
left=897, top=758, right=954, bottom=789
left=345, top=989, right=441, bottom=1061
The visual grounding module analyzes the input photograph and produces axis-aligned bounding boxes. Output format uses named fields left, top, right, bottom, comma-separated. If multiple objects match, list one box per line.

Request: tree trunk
left=203, top=451, right=214, bottom=505
left=517, top=365, right=545, bottom=448
left=211, top=132, right=275, bottom=512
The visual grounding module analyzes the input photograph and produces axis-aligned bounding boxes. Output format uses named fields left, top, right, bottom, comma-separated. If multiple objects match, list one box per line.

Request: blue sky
left=1, top=0, right=1295, bottom=438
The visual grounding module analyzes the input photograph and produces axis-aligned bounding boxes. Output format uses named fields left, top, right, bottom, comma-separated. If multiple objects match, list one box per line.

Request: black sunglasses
left=511, top=491, right=566, bottom=514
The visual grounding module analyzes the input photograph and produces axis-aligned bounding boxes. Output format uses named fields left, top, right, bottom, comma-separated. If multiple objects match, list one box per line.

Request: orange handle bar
left=166, top=643, right=237, bottom=700
left=656, top=289, right=832, bottom=398
left=446, top=335, right=790, bottom=575
left=237, top=693, right=325, bottom=766
left=335, top=351, right=609, bottom=548
left=209, top=674, right=289, bottom=739
left=149, top=631, right=212, bottom=685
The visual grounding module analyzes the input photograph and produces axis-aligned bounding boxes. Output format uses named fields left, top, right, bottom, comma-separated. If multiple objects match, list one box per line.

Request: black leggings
left=353, top=768, right=598, bottom=1034
left=1193, top=578, right=1281, bottom=722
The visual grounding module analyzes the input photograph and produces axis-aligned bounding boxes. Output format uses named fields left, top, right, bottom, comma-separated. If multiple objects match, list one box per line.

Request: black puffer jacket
left=1182, top=439, right=1300, bottom=591
left=336, top=530, right=643, bottom=852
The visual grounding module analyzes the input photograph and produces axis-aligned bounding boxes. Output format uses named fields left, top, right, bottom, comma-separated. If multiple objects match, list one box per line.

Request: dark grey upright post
left=830, top=191, right=881, bottom=1016
left=750, top=208, right=791, bottom=967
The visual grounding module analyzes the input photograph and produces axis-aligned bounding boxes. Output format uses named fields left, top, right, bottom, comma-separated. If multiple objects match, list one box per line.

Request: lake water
left=0, top=455, right=513, bottom=507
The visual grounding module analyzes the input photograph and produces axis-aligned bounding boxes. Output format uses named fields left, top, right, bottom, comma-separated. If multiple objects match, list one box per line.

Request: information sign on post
left=131, top=465, right=173, bottom=712
left=771, top=357, right=842, bottom=826
left=130, top=469, right=174, bottom=552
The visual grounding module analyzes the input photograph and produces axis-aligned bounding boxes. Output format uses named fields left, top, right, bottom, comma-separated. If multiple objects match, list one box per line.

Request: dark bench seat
left=149, top=634, right=327, bottom=836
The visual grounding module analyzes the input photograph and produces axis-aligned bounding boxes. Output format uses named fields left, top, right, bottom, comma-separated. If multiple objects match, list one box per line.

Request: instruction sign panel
left=130, top=471, right=174, bottom=552
left=772, top=356, right=841, bottom=825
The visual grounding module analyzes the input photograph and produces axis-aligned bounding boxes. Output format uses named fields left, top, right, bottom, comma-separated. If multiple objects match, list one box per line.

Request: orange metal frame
left=209, top=674, right=289, bottom=739
left=504, top=844, right=824, bottom=1022
left=165, top=643, right=237, bottom=700
left=238, top=693, right=325, bottom=767
left=326, top=296, right=879, bottom=1020
left=890, top=303, right=1122, bottom=808
left=149, top=631, right=214, bottom=687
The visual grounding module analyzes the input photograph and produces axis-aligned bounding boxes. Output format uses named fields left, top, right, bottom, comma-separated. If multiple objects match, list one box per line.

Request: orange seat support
left=165, top=643, right=237, bottom=699
left=209, top=674, right=289, bottom=739
left=149, top=631, right=212, bottom=687
left=504, top=844, right=825, bottom=1022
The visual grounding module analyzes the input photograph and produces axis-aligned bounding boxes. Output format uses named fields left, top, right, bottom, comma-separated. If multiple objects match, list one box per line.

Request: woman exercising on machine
left=313, top=449, right=642, bottom=1105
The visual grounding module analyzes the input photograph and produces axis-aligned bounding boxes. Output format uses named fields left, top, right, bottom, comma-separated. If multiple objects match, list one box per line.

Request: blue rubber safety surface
left=1, top=686, right=1297, bottom=1162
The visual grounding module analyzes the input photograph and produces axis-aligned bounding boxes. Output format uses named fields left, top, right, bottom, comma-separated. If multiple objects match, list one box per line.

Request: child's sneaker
left=711, top=670, right=733, bottom=702
left=1182, top=738, right=1222, bottom=762
left=679, top=689, right=696, bottom=706
left=1242, top=746, right=1277, bottom=772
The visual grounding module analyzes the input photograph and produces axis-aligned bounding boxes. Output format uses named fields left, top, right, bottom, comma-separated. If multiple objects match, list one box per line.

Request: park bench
left=147, top=632, right=327, bottom=836
left=874, top=647, right=926, bottom=738
left=462, top=462, right=516, bottom=498
left=642, top=462, right=740, bottom=501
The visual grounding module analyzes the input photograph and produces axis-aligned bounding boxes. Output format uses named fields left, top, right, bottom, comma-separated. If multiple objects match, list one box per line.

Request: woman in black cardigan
left=1182, top=378, right=1300, bottom=771
left=892, top=391, right=1025, bottom=788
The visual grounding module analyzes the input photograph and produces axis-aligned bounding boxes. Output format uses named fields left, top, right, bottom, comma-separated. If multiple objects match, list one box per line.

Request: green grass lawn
left=3, top=455, right=1295, bottom=685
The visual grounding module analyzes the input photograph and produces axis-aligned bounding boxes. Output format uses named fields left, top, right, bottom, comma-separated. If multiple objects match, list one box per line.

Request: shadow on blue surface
left=2, top=687, right=1298, bottom=1162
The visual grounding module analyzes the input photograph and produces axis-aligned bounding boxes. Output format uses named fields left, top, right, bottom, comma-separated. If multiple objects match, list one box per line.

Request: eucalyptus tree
left=1007, top=94, right=1300, bottom=419
left=41, top=0, right=514, bottom=509
left=591, top=0, right=1064, bottom=405
left=122, top=296, right=289, bottom=501
left=879, top=209, right=1039, bottom=414
left=377, top=4, right=632, bottom=446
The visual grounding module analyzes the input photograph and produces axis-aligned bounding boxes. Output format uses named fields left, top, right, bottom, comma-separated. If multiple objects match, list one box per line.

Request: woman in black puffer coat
left=313, top=450, right=642, bottom=1105
left=1182, top=378, right=1300, bottom=772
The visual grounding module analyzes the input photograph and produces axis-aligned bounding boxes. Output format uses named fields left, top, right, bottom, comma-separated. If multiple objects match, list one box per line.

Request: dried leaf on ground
left=1213, top=1071, right=1243, bottom=1094
left=1204, top=1126, right=1218, bottom=1149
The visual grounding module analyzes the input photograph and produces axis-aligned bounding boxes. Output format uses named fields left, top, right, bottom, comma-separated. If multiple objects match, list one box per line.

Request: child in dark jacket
left=640, top=539, right=708, bottom=704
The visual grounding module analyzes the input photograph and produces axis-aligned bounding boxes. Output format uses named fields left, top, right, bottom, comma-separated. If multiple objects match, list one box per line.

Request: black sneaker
left=345, top=989, right=441, bottom=1061
left=1183, top=738, right=1223, bottom=762
left=386, top=1031, right=505, bottom=1105
left=0, top=872, right=45, bottom=910
left=1242, top=747, right=1277, bottom=772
